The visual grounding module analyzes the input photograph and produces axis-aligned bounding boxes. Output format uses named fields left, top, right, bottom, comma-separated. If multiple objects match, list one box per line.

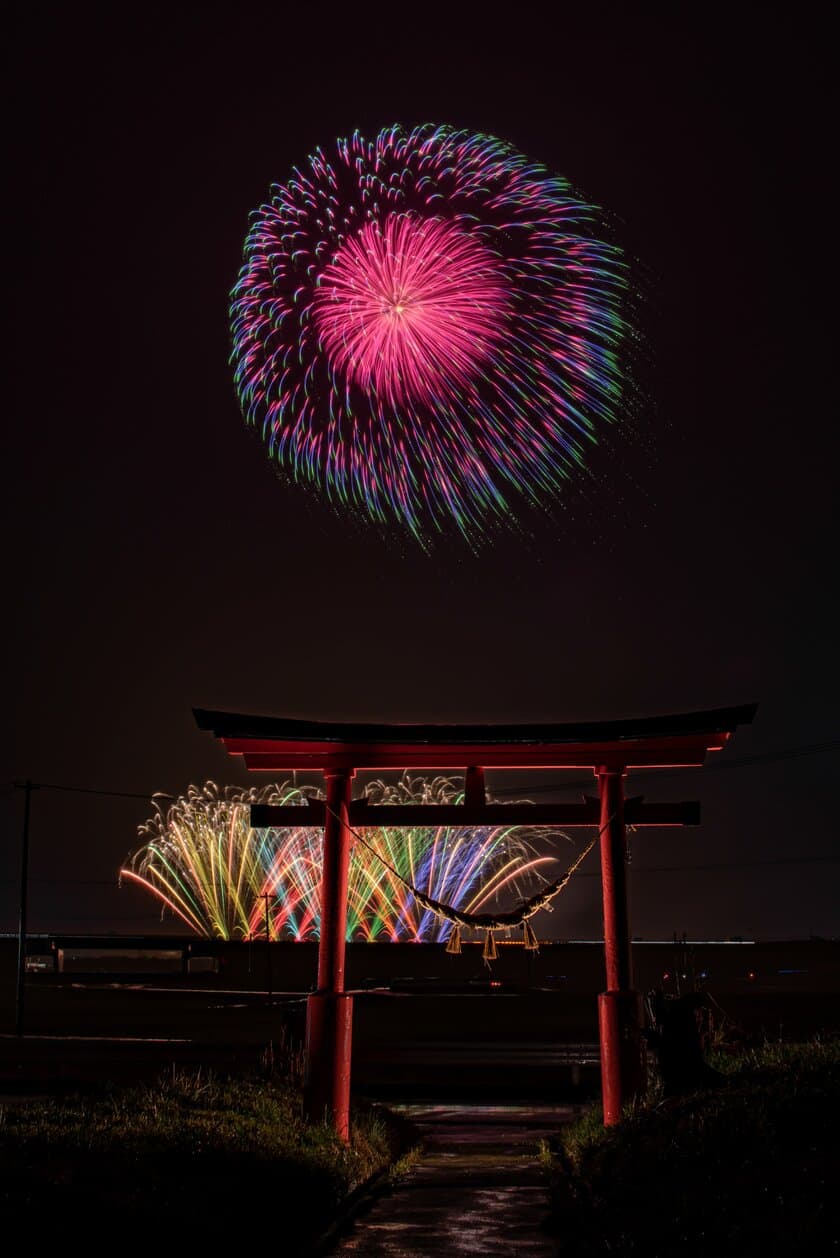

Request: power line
left=578, top=853, right=840, bottom=877
left=45, top=878, right=120, bottom=886
left=492, top=739, right=840, bottom=797
left=19, top=914, right=174, bottom=922
left=8, top=780, right=174, bottom=802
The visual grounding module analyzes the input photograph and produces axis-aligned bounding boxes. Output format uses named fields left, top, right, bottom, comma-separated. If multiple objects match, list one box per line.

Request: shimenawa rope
left=321, top=799, right=614, bottom=953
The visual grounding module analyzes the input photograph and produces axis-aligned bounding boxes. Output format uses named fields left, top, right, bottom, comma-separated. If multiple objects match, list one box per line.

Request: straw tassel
left=523, top=920, right=540, bottom=952
left=445, top=925, right=462, bottom=955
left=482, top=931, right=498, bottom=961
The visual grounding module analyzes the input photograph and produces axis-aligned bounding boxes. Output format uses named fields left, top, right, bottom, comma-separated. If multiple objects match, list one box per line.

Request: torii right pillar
left=597, top=765, right=645, bottom=1125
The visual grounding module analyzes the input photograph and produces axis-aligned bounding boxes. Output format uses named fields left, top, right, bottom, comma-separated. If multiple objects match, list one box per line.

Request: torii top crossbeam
left=193, top=703, right=757, bottom=771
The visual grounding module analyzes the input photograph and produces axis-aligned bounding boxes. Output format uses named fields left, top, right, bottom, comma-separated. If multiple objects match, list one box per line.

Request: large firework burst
left=121, top=778, right=555, bottom=941
left=230, top=124, right=627, bottom=541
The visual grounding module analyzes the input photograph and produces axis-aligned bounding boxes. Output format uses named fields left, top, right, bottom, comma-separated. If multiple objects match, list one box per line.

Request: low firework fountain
left=121, top=778, right=556, bottom=941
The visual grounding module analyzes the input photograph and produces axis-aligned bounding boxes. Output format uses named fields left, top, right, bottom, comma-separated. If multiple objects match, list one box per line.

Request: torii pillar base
left=598, top=990, right=645, bottom=1125
left=304, top=993, right=353, bottom=1139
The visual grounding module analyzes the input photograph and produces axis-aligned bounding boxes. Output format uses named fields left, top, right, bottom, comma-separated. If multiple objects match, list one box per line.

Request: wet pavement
left=331, top=1104, right=576, bottom=1256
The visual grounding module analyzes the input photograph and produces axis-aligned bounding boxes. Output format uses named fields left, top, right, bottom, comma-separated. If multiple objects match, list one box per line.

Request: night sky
left=5, top=5, right=837, bottom=941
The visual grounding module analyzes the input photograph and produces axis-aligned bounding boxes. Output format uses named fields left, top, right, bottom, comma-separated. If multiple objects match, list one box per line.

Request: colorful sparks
left=121, top=778, right=556, bottom=941
left=230, top=124, right=627, bottom=542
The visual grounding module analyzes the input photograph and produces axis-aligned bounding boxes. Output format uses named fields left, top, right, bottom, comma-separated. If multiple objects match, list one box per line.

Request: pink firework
left=312, top=214, right=511, bottom=410
left=231, top=125, right=628, bottom=540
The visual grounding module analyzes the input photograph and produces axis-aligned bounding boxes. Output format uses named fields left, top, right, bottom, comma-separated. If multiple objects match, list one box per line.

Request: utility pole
left=15, top=780, right=38, bottom=1037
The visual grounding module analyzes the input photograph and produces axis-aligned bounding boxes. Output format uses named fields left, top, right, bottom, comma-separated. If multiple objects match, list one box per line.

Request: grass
left=0, top=1066, right=414, bottom=1250
left=544, top=1037, right=840, bottom=1256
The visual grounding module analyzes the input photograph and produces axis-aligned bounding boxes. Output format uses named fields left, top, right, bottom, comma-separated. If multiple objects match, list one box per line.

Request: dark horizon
left=5, top=5, right=837, bottom=942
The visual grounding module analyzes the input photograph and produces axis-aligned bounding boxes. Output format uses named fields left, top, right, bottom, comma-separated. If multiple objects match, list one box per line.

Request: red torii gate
left=194, top=703, right=756, bottom=1134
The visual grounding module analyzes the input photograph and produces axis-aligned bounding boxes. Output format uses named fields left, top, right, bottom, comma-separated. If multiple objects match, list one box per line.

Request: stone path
left=331, top=1104, right=575, bottom=1257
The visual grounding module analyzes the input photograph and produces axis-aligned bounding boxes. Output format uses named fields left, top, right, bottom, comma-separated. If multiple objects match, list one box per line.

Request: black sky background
left=4, top=4, right=837, bottom=940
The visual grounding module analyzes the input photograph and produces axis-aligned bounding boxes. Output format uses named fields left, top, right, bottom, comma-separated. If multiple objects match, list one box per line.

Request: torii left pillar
left=597, top=766, right=646, bottom=1125
left=304, top=769, right=354, bottom=1139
